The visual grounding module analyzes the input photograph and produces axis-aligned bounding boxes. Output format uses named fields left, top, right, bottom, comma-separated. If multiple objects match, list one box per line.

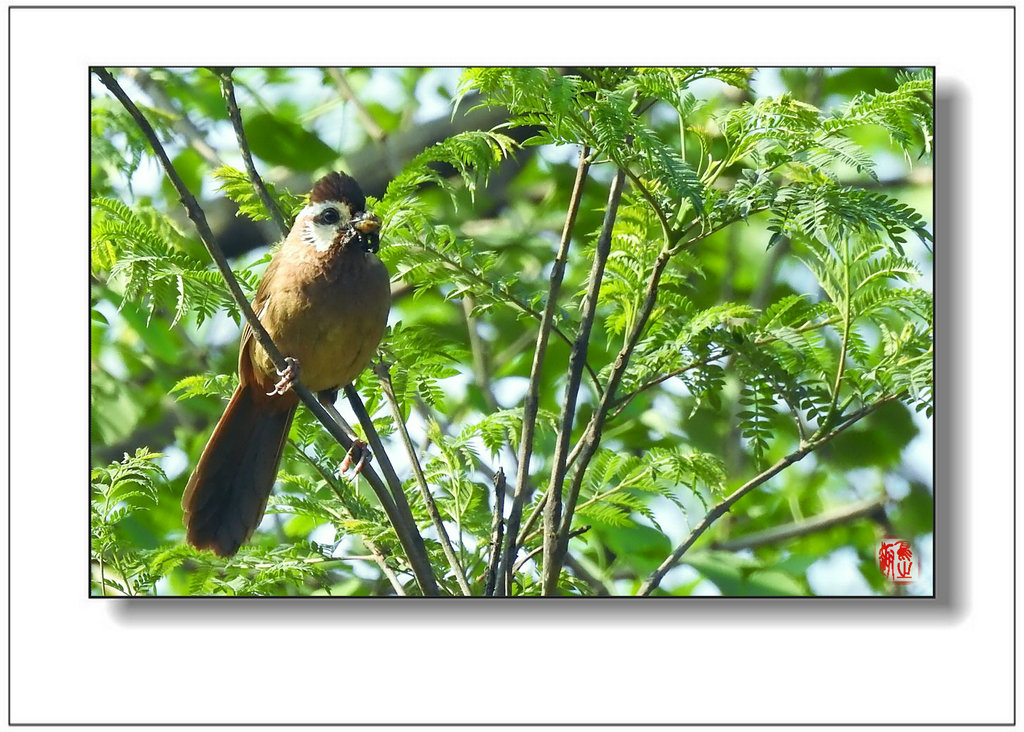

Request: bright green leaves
left=386, top=129, right=518, bottom=205
left=826, top=69, right=934, bottom=158
left=374, top=131, right=524, bottom=323
left=91, top=448, right=166, bottom=595
left=625, top=67, right=751, bottom=110
left=574, top=447, right=725, bottom=530
left=724, top=93, right=823, bottom=166
left=213, top=165, right=306, bottom=225
left=91, top=67, right=933, bottom=596
left=358, top=322, right=465, bottom=417
left=421, top=419, right=491, bottom=541
left=90, top=95, right=174, bottom=197
left=737, top=371, right=778, bottom=467
left=91, top=447, right=165, bottom=527
left=460, top=67, right=706, bottom=227
left=771, top=184, right=932, bottom=254
left=599, top=201, right=669, bottom=339
left=724, top=70, right=933, bottom=184
left=91, top=197, right=259, bottom=328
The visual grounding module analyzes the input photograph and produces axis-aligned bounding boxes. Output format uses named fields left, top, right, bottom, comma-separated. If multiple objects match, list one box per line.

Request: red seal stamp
left=878, top=537, right=916, bottom=584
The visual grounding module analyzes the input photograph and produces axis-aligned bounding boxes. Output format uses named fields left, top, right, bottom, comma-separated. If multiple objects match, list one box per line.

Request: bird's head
left=298, top=171, right=381, bottom=254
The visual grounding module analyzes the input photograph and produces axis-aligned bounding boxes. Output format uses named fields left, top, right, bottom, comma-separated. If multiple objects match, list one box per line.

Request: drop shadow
left=109, top=81, right=962, bottom=631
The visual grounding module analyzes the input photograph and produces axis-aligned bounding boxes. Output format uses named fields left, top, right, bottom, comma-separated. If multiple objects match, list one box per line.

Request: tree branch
left=413, top=241, right=603, bottom=393
left=326, top=67, right=387, bottom=144
left=375, top=363, right=473, bottom=596
left=498, top=146, right=591, bottom=596
left=541, top=167, right=625, bottom=595
left=121, top=68, right=223, bottom=168
left=550, top=203, right=824, bottom=565
left=463, top=295, right=499, bottom=413
left=638, top=396, right=896, bottom=595
left=286, top=438, right=406, bottom=595
left=343, top=385, right=441, bottom=595
left=710, top=496, right=887, bottom=552
left=94, top=67, right=438, bottom=597
left=484, top=468, right=507, bottom=596
left=217, top=69, right=291, bottom=237
left=552, top=244, right=673, bottom=574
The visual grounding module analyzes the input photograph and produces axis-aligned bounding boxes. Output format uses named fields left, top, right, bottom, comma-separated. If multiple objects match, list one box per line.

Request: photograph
left=90, top=65, right=934, bottom=598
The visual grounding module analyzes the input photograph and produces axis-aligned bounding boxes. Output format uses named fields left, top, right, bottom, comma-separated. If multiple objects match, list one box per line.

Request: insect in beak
left=351, top=212, right=381, bottom=234
left=350, top=212, right=382, bottom=253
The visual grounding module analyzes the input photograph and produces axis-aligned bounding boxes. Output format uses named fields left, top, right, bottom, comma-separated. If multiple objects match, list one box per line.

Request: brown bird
left=182, top=171, right=391, bottom=557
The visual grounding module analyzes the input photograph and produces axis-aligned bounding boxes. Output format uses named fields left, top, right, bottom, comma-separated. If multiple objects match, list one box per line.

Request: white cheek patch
left=299, top=200, right=352, bottom=253
left=302, top=221, right=337, bottom=252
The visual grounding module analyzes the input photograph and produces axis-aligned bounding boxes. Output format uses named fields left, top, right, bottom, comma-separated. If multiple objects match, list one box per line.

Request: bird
left=182, top=171, right=391, bottom=557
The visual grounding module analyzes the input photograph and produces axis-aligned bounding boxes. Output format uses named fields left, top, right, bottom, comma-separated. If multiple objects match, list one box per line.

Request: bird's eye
left=320, top=208, right=340, bottom=225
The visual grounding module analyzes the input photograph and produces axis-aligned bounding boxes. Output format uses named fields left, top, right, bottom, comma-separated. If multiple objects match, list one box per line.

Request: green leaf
left=594, top=524, right=672, bottom=576
left=685, top=551, right=806, bottom=596
left=243, top=113, right=337, bottom=171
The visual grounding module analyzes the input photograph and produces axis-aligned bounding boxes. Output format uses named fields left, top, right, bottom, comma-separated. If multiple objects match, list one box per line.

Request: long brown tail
left=182, top=383, right=297, bottom=557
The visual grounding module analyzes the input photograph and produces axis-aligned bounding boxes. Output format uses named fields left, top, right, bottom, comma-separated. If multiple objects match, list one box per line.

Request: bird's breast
left=253, top=248, right=391, bottom=392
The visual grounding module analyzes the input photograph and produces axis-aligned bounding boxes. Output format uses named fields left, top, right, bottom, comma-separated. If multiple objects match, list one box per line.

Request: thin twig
left=414, top=241, right=603, bottom=393
left=327, top=67, right=387, bottom=144
left=498, top=146, right=591, bottom=595
left=217, top=69, right=291, bottom=237
left=564, top=554, right=612, bottom=596
left=711, top=496, right=887, bottom=552
left=515, top=525, right=590, bottom=574
left=463, top=295, right=499, bottom=413
left=287, top=438, right=406, bottom=595
left=122, top=68, right=223, bottom=168
left=541, top=167, right=625, bottom=596
left=638, top=397, right=896, bottom=595
left=343, top=384, right=441, bottom=595
left=375, top=363, right=473, bottom=596
left=517, top=492, right=545, bottom=551
left=484, top=468, right=507, bottom=596
left=553, top=244, right=674, bottom=576
left=94, top=68, right=438, bottom=597
left=607, top=348, right=728, bottom=421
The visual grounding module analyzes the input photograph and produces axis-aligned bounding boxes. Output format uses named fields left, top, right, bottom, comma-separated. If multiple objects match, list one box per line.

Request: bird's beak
left=350, top=211, right=382, bottom=253
left=352, top=212, right=381, bottom=234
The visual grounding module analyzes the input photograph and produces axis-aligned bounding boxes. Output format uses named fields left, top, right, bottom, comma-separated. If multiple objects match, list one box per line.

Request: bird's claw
left=339, top=439, right=372, bottom=475
left=267, top=357, right=300, bottom=396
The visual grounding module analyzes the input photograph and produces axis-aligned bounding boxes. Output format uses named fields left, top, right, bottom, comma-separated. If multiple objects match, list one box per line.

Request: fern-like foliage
left=91, top=448, right=165, bottom=595
left=572, top=447, right=726, bottom=531
left=91, top=197, right=260, bottom=326
left=722, top=69, right=933, bottom=183
left=91, top=66, right=933, bottom=596
left=213, top=165, right=306, bottom=226
left=91, top=95, right=177, bottom=196
left=459, top=67, right=711, bottom=223
left=374, top=130, right=537, bottom=325
left=421, top=419, right=492, bottom=541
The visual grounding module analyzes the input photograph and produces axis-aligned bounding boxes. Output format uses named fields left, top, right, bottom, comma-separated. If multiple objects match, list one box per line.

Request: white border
left=6, top=4, right=1014, bottom=725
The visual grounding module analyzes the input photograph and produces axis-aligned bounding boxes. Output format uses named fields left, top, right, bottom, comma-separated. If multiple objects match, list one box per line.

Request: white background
left=4, top=3, right=1015, bottom=725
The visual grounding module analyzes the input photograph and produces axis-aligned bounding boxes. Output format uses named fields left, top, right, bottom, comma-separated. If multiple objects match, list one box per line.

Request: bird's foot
left=317, top=387, right=339, bottom=407
left=339, top=439, right=372, bottom=475
left=267, top=357, right=300, bottom=396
